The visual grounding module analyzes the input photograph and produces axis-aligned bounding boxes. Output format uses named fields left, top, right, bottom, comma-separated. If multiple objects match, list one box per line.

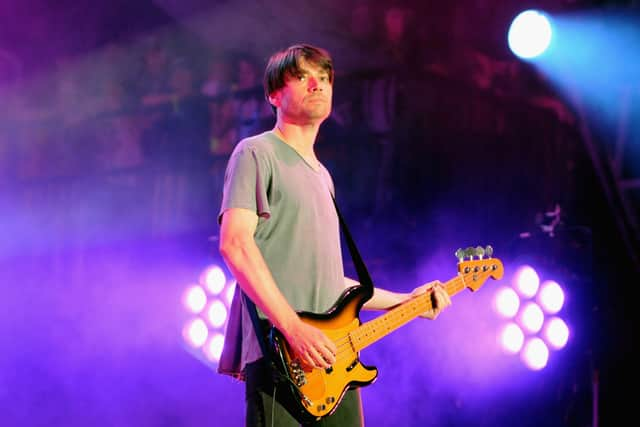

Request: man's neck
left=273, top=119, right=320, bottom=159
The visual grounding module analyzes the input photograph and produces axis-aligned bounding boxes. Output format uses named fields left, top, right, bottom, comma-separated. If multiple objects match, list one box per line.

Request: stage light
left=521, top=337, right=549, bottom=370
left=519, top=302, right=545, bottom=334
left=225, top=281, right=236, bottom=305
left=183, top=285, right=207, bottom=314
left=508, top=10, right=553, bottom=59
left=203, top=333, right=226, bottom=362
left=494, top=286, right=520, bottom=318
left=183, top=318, right=208, bottom=348
left=537, top=280, right=564, bottom=314
left=500, top=322, right=525, bottom=354
left=201, top=265, right=226, bottom=295
left=206, top=299, right=228, bottom=328
left=513, top=265, right=540, bottom=298
left=543, top=317, right=569, bottom=350
left=494, top=262, right=570, bottom=371
left=182, top=264, right=236, bottom=369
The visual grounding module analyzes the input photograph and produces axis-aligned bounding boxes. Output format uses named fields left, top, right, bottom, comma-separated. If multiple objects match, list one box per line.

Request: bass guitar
left=268, top=246, right=504, bottom=424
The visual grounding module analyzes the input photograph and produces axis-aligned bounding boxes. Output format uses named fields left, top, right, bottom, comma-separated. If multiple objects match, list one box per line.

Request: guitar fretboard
left=349, top=276, right=467, bottom=351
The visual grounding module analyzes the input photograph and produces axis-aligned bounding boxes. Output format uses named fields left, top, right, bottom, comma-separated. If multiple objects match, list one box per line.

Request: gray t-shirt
left=217, top=130, right=345, bottom=378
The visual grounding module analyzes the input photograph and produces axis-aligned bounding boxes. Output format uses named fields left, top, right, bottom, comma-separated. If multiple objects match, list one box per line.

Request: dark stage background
left=1, top=0, right=637, bottom=426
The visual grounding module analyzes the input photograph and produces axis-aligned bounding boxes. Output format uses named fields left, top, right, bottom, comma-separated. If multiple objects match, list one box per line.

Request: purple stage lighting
left=225, top=282, right=236, bottom=306
left=182, top=264, right=235, bottom=369
left=201, top=266, right=226, bottom=295
left=495, top=262, right=570, bottom=371
left=537, top=280, right=565, bottom=314
left=514, top=265, right=540, bottom=298
left=500, top=322, right=525, bottom=354
left=183, top=285, right=207, bottom=313
left=521, top=337, right=549, bottom=370
left=183, top=318, right=209, bottom=348
left=519, top=302, right=545, bottom=334
left=206, top=300, right=228, bottom=328
left=203, top=333, right=226, bottom=362
left=494, top=286, right=520, bottom=318
left=543, top=317, right=569, bottom=349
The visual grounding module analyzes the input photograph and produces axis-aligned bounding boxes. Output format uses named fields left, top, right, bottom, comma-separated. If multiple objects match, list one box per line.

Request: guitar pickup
left=346, top=358, right=359, bottom=372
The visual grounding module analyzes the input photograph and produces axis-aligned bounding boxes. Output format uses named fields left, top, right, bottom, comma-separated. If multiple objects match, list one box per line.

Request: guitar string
left=324, top=295, right=437, bottom=365
left=323, top=277, right=470, bottom=365
left=297, top=270, right=493, bottom=367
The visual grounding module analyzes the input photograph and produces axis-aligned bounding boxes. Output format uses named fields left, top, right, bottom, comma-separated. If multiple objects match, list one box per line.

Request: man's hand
left=283, top=319, right=337, bottom=369
left=410, top=280, right=452, bottom=320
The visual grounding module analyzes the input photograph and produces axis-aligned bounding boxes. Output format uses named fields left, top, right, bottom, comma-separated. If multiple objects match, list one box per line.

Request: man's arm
left=344, top=277, right=452, bottom=320
left=219, top=207, right=337, bottom=368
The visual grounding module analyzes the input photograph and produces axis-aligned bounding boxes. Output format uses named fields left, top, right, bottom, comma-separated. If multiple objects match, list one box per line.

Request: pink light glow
left=206, top=300, right=228, bottom=328
left=514, top=265, right=540, bottom=298
left=494, top=287, right=520, bottom=318
left=183, top=318, right=208, bottom=348
left=537, top=280, right=565, bottom=314
left=225, top=282, right=236, bottom=306
left=499, top=322, right=525, bottom=354
left=183, top=285, right=207, bottom=313
left=203, top=333, right=226, bottom=362
left=543, top=317, right=569, bottom=349
left=201, top=266, right=226, bottom=295
left=521, top=337, right=549, bottom=370
left=519, top=302, right=545, bottom=334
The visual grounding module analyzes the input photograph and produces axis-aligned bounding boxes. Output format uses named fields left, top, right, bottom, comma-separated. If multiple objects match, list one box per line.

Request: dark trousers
left=245, top=359, right=364, bottom=427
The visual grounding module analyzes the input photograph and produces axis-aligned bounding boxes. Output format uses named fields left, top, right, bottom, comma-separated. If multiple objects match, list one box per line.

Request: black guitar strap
left=242, top=193, right=374, bottom=365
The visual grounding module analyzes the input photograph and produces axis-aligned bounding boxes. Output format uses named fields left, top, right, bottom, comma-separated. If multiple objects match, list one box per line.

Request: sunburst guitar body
left=268, top=247, right=504, bottom=424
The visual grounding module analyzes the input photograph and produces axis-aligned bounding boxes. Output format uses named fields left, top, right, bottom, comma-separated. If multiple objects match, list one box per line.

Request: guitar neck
left=350, top=275, right=467, bottom=351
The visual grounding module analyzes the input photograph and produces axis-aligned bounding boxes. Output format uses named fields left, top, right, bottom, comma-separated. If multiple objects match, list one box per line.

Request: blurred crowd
left=0, top=1, right=576, bottom=186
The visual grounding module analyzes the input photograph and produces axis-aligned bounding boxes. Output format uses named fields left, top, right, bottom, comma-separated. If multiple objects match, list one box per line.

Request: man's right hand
left=283, top=319, right=337, bottom=369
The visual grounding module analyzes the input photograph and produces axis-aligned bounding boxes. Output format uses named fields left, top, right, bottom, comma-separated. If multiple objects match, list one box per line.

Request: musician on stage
left=218, top=43, right=452, bottom=427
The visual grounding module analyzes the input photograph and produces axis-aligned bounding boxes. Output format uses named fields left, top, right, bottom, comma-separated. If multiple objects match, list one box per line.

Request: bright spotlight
left=508, top=10, right=553, bottom=59
left=537, top=280, right=565, bottom=314
left=519, top=302, right=545, bottom=334
left=513, top=265, right=540, bottom=298
left=494, top=287, right=520, bottom=318
left=206, top=300, right=228, bottom=328
left=521, top=337, right=549, bottom=370
left=183, top=318, right=208, bottom=348
left=182, top=264, right=236, bottom=370
left=225, top=282, right=236, bottom=306
left=500, top=322, right=525, bottom=354
left=183, top=285, right=207, bottom=313
left=543, top=317, right=569, bottom=349
left=201, top=266, right=226, bottom=295
left=203, top=333, right=226, bottom=362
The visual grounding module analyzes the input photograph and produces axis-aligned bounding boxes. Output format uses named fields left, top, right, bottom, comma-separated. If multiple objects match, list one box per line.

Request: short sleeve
left=218, top=145, right=271, bottom=224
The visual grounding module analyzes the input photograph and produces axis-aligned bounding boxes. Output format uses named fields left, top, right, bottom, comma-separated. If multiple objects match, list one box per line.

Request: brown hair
left=263, top=44, right=334, bottom=101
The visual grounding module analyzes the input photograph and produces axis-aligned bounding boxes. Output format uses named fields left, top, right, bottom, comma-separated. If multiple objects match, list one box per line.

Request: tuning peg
left=475, top=245, right=485, bottom=259
left=465, top=247, right=475, bottom=259
left=485, top=245, right=493, bottom=258
left=455, top=248, right=465, bottom=262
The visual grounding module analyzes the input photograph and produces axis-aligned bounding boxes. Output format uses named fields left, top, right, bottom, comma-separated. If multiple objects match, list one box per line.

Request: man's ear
left=268, top=91, right=280, bottom=108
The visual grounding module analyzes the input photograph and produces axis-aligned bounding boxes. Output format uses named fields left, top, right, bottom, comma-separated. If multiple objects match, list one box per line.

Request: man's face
left=270, top=58, right=332, bottom=125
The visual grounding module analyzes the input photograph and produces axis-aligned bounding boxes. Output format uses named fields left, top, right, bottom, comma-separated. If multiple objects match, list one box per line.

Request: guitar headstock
left=455, top=245, right=504, bottom=292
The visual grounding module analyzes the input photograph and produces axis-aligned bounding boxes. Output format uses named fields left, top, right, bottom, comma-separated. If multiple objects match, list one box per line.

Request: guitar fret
left=352, top=276, right=467, bottom=350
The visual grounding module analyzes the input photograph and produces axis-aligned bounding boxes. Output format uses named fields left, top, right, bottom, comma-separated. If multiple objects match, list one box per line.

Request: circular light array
left=182, top=264, right=236, bottom=364
left=494, top=264, right=569, bottom=370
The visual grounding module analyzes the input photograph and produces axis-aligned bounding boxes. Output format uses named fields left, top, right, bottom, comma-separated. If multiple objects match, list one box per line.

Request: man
left=218, top=44, right=451, bottom=427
